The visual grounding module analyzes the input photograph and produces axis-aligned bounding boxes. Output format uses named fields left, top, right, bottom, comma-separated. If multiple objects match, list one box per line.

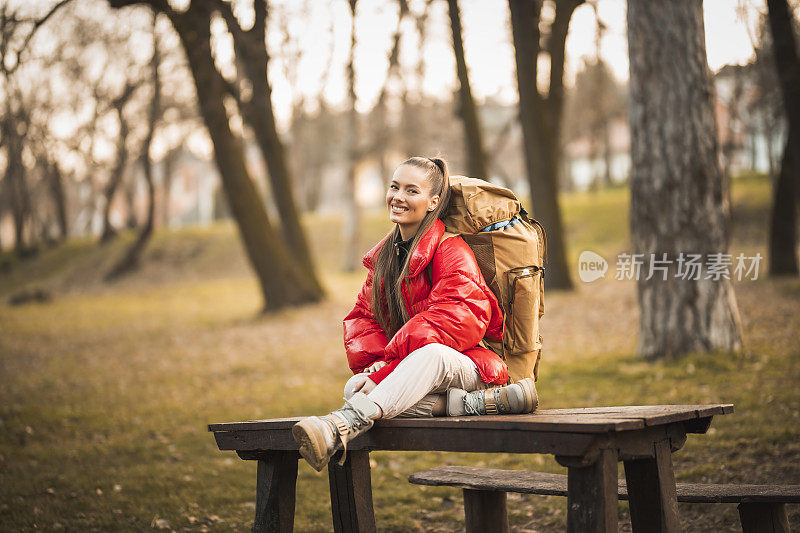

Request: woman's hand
left=353, top=376, right=377, bottom=394
left=365, top=360, right=388, bottom=374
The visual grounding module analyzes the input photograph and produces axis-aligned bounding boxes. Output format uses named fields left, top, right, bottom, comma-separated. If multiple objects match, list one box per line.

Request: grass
left=1, top=173, right=798, bottom=531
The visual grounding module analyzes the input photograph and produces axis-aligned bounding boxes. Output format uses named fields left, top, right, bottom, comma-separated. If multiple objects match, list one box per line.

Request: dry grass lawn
left=1, top=175, right=798, bottom=531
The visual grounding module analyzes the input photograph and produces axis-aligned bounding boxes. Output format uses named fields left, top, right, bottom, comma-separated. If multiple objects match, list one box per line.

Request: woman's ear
left=427, top=195, right=440, bottom=212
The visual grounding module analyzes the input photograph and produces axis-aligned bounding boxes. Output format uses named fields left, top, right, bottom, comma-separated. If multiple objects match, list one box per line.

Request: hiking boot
left=292, top=392, right=381, bottom=471
left=446, top=378, right=538, bottom=416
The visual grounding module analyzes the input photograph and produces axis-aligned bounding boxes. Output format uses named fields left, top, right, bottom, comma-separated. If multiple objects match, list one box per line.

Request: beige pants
left=344, top=343, right=482, bottom=419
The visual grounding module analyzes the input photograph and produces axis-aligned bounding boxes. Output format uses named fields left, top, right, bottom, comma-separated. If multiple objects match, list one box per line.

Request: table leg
left=463, top=489, right=510, bottom=533
left=253, top=451, right=299, bottom=533
left=327, top=450, right=376, bottom=533
left=565, top=448, right=619, bottom=533
left=738, top=502, right=790, bottom=533
left=623, top=439, right=680, bottom=533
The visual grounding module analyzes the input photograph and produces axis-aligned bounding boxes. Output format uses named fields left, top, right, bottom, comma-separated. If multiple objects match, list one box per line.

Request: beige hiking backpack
left=442, top=176, right=546, bottom=382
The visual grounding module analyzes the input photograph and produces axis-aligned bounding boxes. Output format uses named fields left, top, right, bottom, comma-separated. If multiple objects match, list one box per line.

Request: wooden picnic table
left=208, top=403, right=733, bottom=533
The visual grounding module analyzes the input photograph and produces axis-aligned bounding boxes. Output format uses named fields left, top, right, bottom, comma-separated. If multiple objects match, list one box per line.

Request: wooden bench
left=409, top=465, right=799, bottom=533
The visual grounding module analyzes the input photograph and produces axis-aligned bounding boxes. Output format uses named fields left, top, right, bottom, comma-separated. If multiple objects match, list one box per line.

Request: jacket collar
left=362, top=219, right=445, bottom=277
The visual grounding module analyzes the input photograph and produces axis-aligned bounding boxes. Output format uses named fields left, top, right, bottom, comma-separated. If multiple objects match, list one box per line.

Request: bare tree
left=159, top=143, right=182, bottom=227
left=766, top=0, right=800, bottom=276
left=398, top=0, right=432, bottom=158
left=562, top=57, right=626, bottom=190
left=108, top=0, right=322, bottom=310
left=748, top=23, right=784, bottom=178
left=38, top=3, right=153, bottom=243
left=627, top=0, right=742, bottom=360
left=400, top=1, right=433, bottom=157
left=446, top=0, right=488, bottom=178
left=342, top=0, right=361, bottom=272
left=508, top=0, right=582, bottom=290
left=107, top=11, right=160, bottom=278
left=99, top=81, right=140, bottom=243
left=719, top=66, right=745, bottom=180
left=0, top=97, right=35, bottom=256
left=371, top=0, right=409, bottom=182
left=0, top=2, right=74, bottom=255
left=214, top=0, right=322, bottom=294
left=33, top=149, right=68, bottom=242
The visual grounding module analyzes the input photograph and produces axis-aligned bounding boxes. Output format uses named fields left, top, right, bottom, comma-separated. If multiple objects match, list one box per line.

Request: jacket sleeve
left=343, top=269, right=389, bottom=374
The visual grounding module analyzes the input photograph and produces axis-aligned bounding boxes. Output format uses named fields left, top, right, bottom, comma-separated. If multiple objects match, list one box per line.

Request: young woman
left=292, top=156, right=537, bottom=471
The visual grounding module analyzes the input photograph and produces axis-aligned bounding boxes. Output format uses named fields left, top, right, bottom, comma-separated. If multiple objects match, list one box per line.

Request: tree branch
left=14, top=0, right=74, bottom=61
left=108, top=0, right=174, bottom=15
left=211, top=0, right=246, bottom=41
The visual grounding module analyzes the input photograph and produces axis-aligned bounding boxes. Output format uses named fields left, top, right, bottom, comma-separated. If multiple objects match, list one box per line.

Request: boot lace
left=330, top=396, right=372, bottom=466
left=464, top=392, right=485, bottom=416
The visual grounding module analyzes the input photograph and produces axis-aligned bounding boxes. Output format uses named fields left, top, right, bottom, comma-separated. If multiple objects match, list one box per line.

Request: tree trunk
left=447, top=0, right=488, bottom=178
left=220, top=0, right=323, bottom=296
left=302, top=108, right=325, bottom=212
left=107, top=151, right=156, bottom=279
left=766, top=0, right=800, bottom=277
left=160, top=145, right=177, bottom=227
left=123, top=177, right=138, bottom=229
left=627, top=0, right=742, bottom=359
left=2, top=114, right=35, bottom=256
left=342, top=0, right=361, bottom=272
left=507, top=0, right=575, bottom=290
left=100, top=102, right=130, bottom=244
left=546, top=0, right=579, bottom=170
left=768, top=132, right=798, bottom=275
left=602, top=122, right=613, bottom=186
left=47, top=160, right=68, bottom=241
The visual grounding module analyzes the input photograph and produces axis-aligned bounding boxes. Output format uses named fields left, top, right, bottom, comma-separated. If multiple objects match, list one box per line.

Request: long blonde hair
left=371, top=157, right=451, bottom=337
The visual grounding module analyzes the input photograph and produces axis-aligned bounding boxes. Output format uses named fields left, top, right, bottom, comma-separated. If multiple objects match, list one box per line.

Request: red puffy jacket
left=343, top=219, right=508, bottom=385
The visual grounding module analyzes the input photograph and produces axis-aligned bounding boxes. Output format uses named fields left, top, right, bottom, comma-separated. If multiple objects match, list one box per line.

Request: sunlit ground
left=1, top=175, right=798, bottom=531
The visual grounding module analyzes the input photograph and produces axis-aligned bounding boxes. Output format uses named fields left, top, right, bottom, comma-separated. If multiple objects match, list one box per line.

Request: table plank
left=208, top=404, right=733, bottom=433
left=216, top=426, right=603, bottom=456
left=208, top=405, right=733, bottom=434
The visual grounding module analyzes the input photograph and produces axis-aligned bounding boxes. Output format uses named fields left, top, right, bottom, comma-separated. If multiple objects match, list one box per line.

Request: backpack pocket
left=505, top=265, right=542, bottom=355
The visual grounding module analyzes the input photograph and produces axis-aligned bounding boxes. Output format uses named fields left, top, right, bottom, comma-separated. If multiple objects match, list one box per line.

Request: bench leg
left=566, top=448, right=619, bottom=533
left=623, top=439, right=680, bottom=533
left=253, top=451, right=299, bottom=533
left=463, top=489, right=510, bottom=533
left=327, top=450, right=376, bottom=533
left=738, top=503, right=790, bottom=533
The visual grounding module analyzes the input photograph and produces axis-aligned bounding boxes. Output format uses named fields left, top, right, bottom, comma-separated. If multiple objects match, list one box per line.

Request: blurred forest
left=1, top=0, right=800, bottom=531
left=1, top=0, right=797, bottom=351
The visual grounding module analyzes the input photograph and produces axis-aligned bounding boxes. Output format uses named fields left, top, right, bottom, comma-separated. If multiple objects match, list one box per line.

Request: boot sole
left=517, top=378, right=539, bottom=413
left=292, top=419, right=334, bottom=472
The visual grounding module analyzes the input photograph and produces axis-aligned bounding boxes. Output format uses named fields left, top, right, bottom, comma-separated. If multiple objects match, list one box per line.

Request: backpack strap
left=439, top=231, right=458, bottom=245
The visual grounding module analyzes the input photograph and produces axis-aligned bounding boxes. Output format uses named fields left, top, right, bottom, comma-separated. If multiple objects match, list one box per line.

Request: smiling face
left=387, top=164, right=440, bottom=240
